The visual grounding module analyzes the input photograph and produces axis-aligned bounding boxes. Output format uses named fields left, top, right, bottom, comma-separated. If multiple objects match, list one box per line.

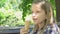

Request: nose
left=32, top=13, right=37, bottom=18
left=32, top=13, right=36, bottom=17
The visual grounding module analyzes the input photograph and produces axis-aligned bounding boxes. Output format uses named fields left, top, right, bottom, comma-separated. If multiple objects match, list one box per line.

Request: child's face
left=31, top=3, right=46, bottom=24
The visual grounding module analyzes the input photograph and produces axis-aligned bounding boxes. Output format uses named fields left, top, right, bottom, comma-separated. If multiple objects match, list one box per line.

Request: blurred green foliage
left=0, top=0, right=56, bottom=26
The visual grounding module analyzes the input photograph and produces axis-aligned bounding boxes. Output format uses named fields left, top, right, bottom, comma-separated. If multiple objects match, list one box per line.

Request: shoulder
left=44, top=23, right=60, bottom=34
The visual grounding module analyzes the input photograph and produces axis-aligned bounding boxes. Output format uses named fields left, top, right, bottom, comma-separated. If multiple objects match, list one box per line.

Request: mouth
left=33, top=18, right=37, bottom=21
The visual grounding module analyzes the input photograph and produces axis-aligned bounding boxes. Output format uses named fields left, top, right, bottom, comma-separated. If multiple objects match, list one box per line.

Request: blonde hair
left=30, top=0, right=55, bottom=34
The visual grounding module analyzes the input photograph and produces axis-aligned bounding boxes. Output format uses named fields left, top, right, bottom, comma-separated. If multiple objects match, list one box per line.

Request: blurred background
left=0, top=0, right=57, bottom=27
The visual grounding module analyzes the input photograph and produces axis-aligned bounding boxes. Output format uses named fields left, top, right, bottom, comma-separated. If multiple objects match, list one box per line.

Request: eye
left=36, top=11, right=40, bottom=13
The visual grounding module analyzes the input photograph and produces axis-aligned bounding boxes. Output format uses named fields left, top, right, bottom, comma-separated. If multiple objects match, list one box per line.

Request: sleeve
left=50, top=23, right=60, bottom=34
left=44, top=24, right=60, bottom=34
left=55, top=24, right=60, bottom=34
left=44, top=25, right=52, bottom=34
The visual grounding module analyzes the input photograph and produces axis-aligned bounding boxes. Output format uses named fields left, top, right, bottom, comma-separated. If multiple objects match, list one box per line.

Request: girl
left=20, top=0, right=60, bottom=34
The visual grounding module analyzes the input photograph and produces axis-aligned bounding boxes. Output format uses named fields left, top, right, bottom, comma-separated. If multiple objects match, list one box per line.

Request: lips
left=33, top=18, right=37, bottom=20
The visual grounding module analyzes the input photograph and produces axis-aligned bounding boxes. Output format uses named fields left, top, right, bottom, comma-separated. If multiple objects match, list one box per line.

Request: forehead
left=31, top=3, right=42, bottom=11
left=32, top=3, right=41, bottom=8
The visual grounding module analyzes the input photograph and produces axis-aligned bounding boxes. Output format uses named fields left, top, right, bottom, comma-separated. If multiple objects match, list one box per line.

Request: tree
left=19, top=0, right=56, bottom=21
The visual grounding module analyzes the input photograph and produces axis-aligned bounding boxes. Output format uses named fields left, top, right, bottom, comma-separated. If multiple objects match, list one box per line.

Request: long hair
left=30, top=0, right=55, bottom=34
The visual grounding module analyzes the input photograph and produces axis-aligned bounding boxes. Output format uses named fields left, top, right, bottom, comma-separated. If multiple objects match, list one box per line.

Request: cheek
left=38, top=14, right=46, bottom=21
